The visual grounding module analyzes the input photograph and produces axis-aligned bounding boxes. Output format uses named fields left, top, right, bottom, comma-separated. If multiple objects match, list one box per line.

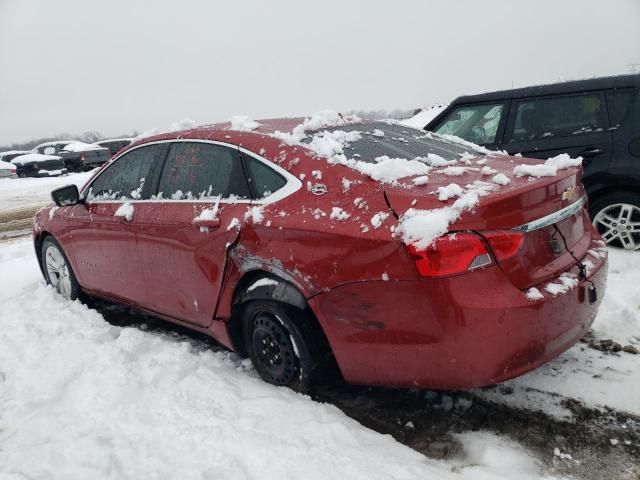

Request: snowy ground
left=0, top=174, right=639, bottom=479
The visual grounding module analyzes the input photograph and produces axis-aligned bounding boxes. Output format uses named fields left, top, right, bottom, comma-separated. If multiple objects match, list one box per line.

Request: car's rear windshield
left=303, top=122, right=471, bottom=163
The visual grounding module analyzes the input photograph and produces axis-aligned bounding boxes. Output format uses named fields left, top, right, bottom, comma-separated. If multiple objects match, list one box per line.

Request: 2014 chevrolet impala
left=33, top=113, right=608, bottom=391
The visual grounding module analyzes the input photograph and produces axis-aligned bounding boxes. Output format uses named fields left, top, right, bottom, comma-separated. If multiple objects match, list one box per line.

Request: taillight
left=408, top=232, right=493, bottom=277
left=80, top=153, right=86, bottom=161
left=482, top=231, right=524, bottom=261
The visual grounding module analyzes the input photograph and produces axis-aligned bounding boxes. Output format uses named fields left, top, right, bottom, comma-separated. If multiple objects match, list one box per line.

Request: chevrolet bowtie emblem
left=562, top=186, right=576, bottom=201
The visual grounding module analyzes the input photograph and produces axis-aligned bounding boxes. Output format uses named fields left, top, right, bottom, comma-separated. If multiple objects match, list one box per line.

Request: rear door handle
left=193, top=218, right=221, bottom=230
left=578, top=148, right=605, bottom=158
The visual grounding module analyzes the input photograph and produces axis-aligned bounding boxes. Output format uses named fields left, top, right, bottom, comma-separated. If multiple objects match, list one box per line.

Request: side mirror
left=51, top=184, right=82, bottom=207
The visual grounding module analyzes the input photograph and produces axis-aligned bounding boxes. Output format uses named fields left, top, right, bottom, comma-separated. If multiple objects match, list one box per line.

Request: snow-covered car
left=33, top=141, right=110, bottom=172
left=11, top=153, right=67, bottom=178
left=0, top=150, right=30, bottom=163
left=0, top=159, right=17, bottom=178
left=93, top=138, right=133, bottom=158
left=33, top=113, right=608, bottom=392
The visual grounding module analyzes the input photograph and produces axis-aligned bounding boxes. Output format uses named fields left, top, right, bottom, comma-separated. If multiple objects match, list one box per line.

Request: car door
left=430, top=101, right=509, bottom=150
left=133, top=140, right=253, bottom=327
left=65, top=143, right=166, bottom=304
left=500, top=92, right=613, bottom=182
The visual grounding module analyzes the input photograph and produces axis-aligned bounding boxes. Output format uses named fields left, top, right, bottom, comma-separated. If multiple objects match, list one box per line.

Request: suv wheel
left=590, top=192, right=640, bottom=251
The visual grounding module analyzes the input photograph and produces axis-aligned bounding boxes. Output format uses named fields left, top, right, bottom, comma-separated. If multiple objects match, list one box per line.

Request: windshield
left=303, top=122, right=471, bottom=163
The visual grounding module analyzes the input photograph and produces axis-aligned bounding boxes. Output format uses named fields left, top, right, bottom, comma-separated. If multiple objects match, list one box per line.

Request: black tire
left=41, top=236, right=81, bottom=300
left=589, top=191, right=640, bottom=250
left=242, top=300, right=319, bottom=392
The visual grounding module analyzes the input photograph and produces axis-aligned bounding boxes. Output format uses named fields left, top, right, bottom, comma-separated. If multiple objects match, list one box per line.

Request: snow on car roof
left=62, top=141, right=104, bottom=152
left=94, top=138, right=133, bottom=144
left=11, top=153, right=62, bottom=165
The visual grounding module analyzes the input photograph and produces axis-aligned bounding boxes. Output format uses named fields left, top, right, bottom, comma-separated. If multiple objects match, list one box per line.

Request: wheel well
left=227, top=271, right=330, bottom=359
left=588, top=186, right=640, bottom=211
left=34, top=231, right=52, bottom=277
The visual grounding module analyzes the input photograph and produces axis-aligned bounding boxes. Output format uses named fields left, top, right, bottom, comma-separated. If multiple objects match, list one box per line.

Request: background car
left=0, top=159, right=17, bottom=178
left=11, top=152, right=67, bottom=177
left=423, top=73, right=640, bottom=250
left=33, top=118, right=606, bottom=392
left=0, top=150, right=30, bottom=163
left=93, top=138, right=133, bottom=158
left=32, top=140, right=110, bottom=172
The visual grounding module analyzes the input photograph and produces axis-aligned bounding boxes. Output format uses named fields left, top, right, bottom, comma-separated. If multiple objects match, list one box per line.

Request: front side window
left=507, top=93, right=605, bottom=142
left=244, top=154, right=287, bottom=198
left=433, top=103, right=504, bottom=145
left=87, top=144, right=163, bottom=200
left=157, top=142, right=251, bottom=200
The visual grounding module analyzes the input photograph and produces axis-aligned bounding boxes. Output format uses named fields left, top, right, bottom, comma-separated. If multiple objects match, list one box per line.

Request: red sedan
left=33, top=113, right=607, bottom=391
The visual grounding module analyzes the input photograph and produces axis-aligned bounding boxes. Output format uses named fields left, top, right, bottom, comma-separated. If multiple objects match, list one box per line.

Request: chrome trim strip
left=513, top=197, right=587, bottom=233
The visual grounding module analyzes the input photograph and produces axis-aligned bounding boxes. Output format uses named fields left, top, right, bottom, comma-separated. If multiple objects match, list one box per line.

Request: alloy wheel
left=45, top=244, right=73, bottom=299
left=592, top=203, right=640, bottom=250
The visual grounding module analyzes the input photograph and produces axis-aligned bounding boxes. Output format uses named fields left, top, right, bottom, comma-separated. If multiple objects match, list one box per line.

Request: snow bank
left=0, top=238, right=561, bottom=480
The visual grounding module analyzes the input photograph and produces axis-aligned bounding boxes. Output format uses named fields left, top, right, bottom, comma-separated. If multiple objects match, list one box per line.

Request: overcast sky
left=1, top=0, right=638, bottom=145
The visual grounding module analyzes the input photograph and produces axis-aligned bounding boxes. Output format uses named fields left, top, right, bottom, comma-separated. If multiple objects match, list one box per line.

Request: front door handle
left=578, top=148, right=605, bottom=158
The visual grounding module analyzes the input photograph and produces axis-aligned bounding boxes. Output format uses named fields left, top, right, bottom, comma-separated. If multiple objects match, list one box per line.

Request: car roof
left=95, top=138, right=133, bottom=143
left=450, top=73, right=640, bottom=105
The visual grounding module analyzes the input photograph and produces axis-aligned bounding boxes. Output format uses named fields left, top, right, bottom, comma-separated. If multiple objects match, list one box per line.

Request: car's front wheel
left=41, top=236, right=80, bottom=300
left=590, top=192, right=640, bottom=251
left=242, top=301, right=316, bottom=392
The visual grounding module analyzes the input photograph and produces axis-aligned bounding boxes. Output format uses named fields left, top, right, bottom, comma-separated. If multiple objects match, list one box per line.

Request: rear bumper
left=309, top=239, right=608, bottom=390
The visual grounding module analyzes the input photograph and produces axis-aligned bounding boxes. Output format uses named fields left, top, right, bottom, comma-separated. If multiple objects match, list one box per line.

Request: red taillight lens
left=483, top=231, right=525, bottom=261
left=408, top=232, right=492, bottom=277
left=80, top=153, right=86, bottom=161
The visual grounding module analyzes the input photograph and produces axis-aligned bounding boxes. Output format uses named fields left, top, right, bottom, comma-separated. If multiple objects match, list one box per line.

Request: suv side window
left=606, top=88, right=635, bottom=129
left=433, top=103, right=505, bottom=145
left=43, top=146, right=56, bottom=155
left=157, top=142, right=251, bottom=200
left=506, top=93, right=605, bottom=142
left=87, top=144, right=163, bottom=201
left=243, top=154, right=287, bottom=198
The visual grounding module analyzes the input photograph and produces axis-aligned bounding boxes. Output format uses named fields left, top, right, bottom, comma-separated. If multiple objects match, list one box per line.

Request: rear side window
left=87, top=144, right=163, bottom=201
left=244, top=154, right=287, bottom=198
left=157, top=142, right=251, bottom=200
left=606, top=88, right=635, bottom=128
left=506, top=93, right=606, bottom=142
left=433, top=103, right=504, bottom=145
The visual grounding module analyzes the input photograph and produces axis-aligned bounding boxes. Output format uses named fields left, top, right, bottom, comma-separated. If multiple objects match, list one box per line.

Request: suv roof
left=451, top=73, right=640, bottom=104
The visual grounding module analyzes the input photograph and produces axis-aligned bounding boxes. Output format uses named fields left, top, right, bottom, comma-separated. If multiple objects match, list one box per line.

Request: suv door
left=501, top=91, right=613, bottom=189
left=430, top=102, right=508, bottom=150
left=66, top=143, right=166, bottom=304
left=133, top=141, right=253, bottom=327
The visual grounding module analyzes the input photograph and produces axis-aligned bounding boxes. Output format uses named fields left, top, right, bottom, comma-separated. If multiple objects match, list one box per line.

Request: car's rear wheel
left=590, top=192, right=640, bottom=251
left=41, top=236, right=80, bottom=300
left=242, top=301, right=316, bottom=392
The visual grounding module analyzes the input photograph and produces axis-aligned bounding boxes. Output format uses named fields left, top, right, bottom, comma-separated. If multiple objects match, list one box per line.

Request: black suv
left=424, top=74, right=640, bottom=250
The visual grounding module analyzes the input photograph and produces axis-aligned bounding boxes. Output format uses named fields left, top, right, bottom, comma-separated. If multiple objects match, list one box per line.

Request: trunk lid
left=385, top=154, right=590, bottom=289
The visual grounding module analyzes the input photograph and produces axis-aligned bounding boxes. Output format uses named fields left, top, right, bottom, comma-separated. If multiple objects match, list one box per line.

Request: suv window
left=507, top=93, right=605, bottom=142
left=87, top=144, right=163, bottom=201
left=244, top=154, right=287, bottom=198
left=606, top=88, right=635, bottom=128
left=157, top=142, right=251, bottom=200
left=433, top=103, right=504, bottom=145
left=43, top=146, right=56, bottom=155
